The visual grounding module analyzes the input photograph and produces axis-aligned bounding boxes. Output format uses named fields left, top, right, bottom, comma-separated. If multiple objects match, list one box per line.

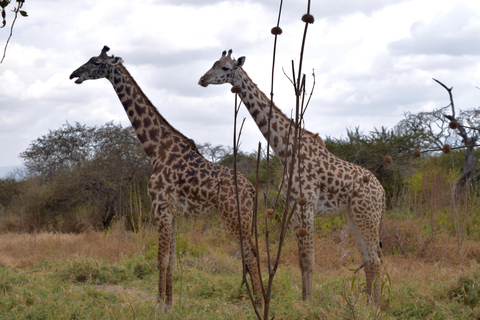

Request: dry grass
left=0, top=223, right=157, bottom=269
left=2, top=213, right=480, bottom=270
left=1, top=214, right=480, bottom=319
left=1, top=176, right=480, bottom=319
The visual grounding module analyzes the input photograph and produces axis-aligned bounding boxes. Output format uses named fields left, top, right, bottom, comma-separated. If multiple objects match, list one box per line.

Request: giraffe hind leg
left=344, top=208, right=382, bottom=308
left=244, top=241, right=263, bottom=309
left=225, top=215, right=263, bottom=309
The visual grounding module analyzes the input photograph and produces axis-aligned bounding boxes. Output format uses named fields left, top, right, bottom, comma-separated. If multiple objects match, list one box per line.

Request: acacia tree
left=196, top=142, right=233, bottom=163
left=0, top=177, right=22, bottom=214
left=398, top=79, right=480, bottom=197
left=20, top=122, right=96, bottom=180
left=19, top=122, right=152, bottom=230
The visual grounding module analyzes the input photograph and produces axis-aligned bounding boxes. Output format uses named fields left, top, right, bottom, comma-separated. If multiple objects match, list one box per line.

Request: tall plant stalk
left=230, top=0, right=316, bottom=318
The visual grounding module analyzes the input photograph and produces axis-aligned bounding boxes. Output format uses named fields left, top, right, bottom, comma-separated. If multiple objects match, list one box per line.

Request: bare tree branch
left=1, top=0, right=27, bottom=63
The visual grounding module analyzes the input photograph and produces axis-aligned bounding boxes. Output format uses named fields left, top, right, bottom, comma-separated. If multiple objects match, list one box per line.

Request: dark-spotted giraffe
left=199, top=50, right=385, bottom=307
left=70, top=46, right=263, bottom=309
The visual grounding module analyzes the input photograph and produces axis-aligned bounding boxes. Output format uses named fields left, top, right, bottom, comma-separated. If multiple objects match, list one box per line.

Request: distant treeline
left=0, top=118, right=478, bottom=233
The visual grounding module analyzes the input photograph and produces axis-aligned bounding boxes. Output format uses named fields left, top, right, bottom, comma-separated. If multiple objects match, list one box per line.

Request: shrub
left=446, top=270, right=480, bottom=308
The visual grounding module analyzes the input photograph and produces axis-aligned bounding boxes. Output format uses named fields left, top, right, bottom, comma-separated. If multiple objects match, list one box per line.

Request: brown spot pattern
left=198, top=53, right=385, bottom=307
left=72, top=53, right=264, bottom=309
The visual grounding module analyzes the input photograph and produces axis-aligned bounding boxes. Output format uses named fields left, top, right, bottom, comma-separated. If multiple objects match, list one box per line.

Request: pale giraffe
left=70, top=46, right=263, bottom=309
left=199, top=50, right=385, bottom=306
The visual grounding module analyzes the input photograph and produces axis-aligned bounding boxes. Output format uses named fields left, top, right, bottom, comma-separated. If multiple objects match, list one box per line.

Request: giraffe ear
left=236, top=56, right=246, bottom=67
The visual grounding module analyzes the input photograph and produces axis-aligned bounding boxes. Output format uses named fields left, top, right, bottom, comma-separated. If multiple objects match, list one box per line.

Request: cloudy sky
left=1, top=0, right=480, bottom=176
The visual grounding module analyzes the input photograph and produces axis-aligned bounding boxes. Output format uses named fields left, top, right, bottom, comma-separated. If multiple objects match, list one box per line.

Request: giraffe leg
left=216, top=178, right=263, bottom=309
left=156, top=210, right=173, bottom=311
left=345, top=209, right=382, bottom=308
left=244, top=240, right=263, bottom=309
left=165, top=217, right=176, bottom=308
left=291, top=211, right=315, bottom=301
left=298, top=229, right=315, bottom=300
left=224, top=213, right=263, bottom=309
left=361, top=241, right=382, bottom=307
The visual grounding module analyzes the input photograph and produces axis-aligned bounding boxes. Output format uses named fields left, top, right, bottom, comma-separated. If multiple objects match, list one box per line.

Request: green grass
left=1, top=211, right=480, bottom=319
left=1, top=238, right=480, bottom=319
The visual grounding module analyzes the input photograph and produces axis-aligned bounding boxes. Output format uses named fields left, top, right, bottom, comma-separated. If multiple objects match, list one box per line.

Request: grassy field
left=0, top=216, right=479, bottom=319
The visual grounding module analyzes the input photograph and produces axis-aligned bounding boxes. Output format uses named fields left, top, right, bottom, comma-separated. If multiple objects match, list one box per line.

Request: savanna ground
left=1, top=203, right=480, bottom=320
left=3, top=106, right=479, bottom=319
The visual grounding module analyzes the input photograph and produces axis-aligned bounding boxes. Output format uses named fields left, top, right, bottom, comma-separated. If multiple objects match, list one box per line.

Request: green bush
left=446, top=271, right=480, bottom=308
left=57, top=257, right=128, bottom=285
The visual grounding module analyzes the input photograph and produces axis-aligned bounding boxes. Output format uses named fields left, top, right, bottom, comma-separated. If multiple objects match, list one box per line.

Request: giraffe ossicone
left=70, top=46, right=263, bottom=310
left=199, top=49, right=385, bottom=307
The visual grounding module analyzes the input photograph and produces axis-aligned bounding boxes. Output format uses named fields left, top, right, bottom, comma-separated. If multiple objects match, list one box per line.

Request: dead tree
left=433, top=79, right=480, bottom=198
left=399, top=79, right=480, bottom=199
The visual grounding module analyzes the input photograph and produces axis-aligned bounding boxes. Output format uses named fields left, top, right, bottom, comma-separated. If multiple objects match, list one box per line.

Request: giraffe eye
left=221, top=67, right=230, bottom=71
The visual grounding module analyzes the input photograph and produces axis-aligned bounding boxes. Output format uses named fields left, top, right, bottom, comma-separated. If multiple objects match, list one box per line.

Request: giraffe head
left=198, top=49, right=245, bottom=87
left=69, top=46, right=123, bottom=84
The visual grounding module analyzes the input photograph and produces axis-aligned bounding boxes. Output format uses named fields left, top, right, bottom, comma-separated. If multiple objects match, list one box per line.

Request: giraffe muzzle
left=69, top=74, right=84, bottom=84
left=69, top=70, right=85, bottom=84
left=198, top=77, right=209, bottom=87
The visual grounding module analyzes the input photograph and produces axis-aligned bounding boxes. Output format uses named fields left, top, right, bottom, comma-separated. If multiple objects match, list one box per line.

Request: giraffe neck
left=233, top=68, right=299, bottom=162
left=107, top=63, right=198, bottom=169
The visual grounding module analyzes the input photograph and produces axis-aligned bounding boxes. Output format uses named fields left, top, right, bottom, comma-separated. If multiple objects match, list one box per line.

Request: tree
left=197, top=143, right=283, bottom=186
left=197, top=142, right=233, bottom=163
left=397, top=79, right=480, bottom=197
left=0, top=177, right=22, bottom=213
left=20, top=122, right=96, bottom=180
left=19, top=122, right=152, bottom=230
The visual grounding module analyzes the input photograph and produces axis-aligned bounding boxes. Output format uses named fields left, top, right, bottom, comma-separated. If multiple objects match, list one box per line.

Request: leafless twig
left=232, top=92, right=261, bottom=318
left=1, top=0, right=25, bottom=63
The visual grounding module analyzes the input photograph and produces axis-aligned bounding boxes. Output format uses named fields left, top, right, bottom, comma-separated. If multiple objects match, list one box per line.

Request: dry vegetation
left=2, top=9, right=480, bottom=317
left=1, top=189, right=480, bottom=319
left=0, top=224, right=156, bottom=269
left=1, top=125, right=479, bottom=319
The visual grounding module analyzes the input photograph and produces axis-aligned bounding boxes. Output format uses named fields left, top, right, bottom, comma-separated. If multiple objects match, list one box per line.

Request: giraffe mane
left=239, top=68, right=326, bottom=148
left=118, top=63, right=202, bottom=155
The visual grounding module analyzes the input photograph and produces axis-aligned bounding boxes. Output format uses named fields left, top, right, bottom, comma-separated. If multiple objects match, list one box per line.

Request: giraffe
left=70, top=46, right=263, bottom=309
left=199, top=50, right=385, bottom=307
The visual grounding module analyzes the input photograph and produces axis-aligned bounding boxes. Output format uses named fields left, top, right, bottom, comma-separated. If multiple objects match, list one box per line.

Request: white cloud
left=389, top=4, right=480, bottom=57
left=0, top=0, right=479, bottom=171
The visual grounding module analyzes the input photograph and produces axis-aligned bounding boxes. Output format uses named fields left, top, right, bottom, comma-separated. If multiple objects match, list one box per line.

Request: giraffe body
left=199, top=50, right=384, bottom=306
left=70, top=46, right=263, bottom=310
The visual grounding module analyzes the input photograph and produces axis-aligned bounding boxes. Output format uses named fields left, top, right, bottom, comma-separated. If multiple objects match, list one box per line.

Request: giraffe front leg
left=165, top=217, right=176, bottom=308
left=157, top=251, right=168, bottom=310
left=292, top=212, right=315, bottom=300
left=156, top=211, right=173, bottom=311
left=298, top=231, right=315, bottom=300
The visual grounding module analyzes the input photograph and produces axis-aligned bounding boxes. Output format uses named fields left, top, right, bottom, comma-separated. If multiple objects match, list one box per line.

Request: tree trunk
left=454, top=140, right=476, bottom=201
